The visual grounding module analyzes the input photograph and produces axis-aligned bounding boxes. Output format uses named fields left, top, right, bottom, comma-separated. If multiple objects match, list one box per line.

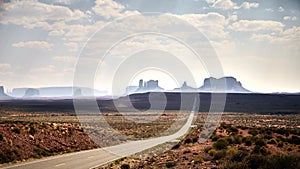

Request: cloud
left=48, top=29, right=65, bottom=36
left=278, top=6, right=284, bottom=12
left=30, top=65, right=56, bottom=73
left=229, top=20, right=285, bottom=32
left=0, top=63, right=11, bottom=70
left=52, top=56, right=77, bottom=64
left=92, top=0, right=139, bottom=20
left=64, top=42, right=79, bottom=51
left=177, top=12, right=229, bottom=39
left=265, top=8, right=274, bottom=12
left=283, top=16, right=297, bottom=21
left=250, top=26, right=300, bottom=49
left=54, top=0, right=71, bottom=5
left=205, top=0, right=236, bottom=10
left=0, top=1, right=88, bottom=28
left=239, top=2, right=259, bottom=9
left=12, top=41, right=54, bottom=50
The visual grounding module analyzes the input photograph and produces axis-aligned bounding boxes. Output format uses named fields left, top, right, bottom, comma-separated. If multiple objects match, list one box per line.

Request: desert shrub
left=211, top=135, right=220, bottom=141
left=291, top=135, right=300, bottom=145
left=194, top=157, right=204, bottom=164
left=12, top=127, right=20, bottom=134
left=213, top=138, right=229, bottom=150
left=184, top=138, right=192, bottom=144
left=203, top=146, right=212, bottom=153
left=120, top=164, right=130, bottom=169
left=248, top=129, right=258, bottom=136
left=208, top=149, right=217, bottom=156
left=34, top=148, right=50, bottom=157
left=192, top=136, right=198, bottom=143
left=264, top=134, right=273, bottom=140
left=266, top=130, right=273, bottom=135
left=262, top=153, right=300, bottom=169
left=213, top=150, right=226, bottom=160
left=226, top=148, right=238, bottom=155
left=241, top=126, right=248, bottom=130
left=277, top=141, right=284, bottom=148
left=255, top=139, right=266, bottom=147
left=219, top=161, right=248, bottom=169
left=0, top=134, right=3, bottom=141
left=253, top=145, right=269, bottom=155
left=234, top=136, right=242, bottom=144
left=0, top=152, right=14, bottom=164
left=267, top=138, right=277, bottom=145
left=244, top=137, right=252, bottom=146
left=287, top=147, right=292, bottom=151
left=228, top=126, right=238, bottom=134
left=165, top=161, right=176, bottom=168
left=225, top=136, right=235, bottom=144
left=230, top=151, right=248, bottom=162
left=245, top=154, right=266, bottom=169
left=29, top=125, right=36, bottom=135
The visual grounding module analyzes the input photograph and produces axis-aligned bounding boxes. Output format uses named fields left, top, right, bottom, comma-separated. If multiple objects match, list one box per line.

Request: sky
left=0, top=0, right=299, bottom=94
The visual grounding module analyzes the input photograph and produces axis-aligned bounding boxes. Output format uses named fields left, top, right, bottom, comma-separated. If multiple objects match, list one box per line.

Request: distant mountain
left=10, top=87, right=107, bottom=98
left=0, top=86, right=11, bottom=99
left=199, top=77, right=251, bottom=93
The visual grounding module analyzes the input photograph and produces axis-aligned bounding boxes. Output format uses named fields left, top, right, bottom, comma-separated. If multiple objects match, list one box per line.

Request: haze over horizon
left=0, top=0, right=299, bottom=93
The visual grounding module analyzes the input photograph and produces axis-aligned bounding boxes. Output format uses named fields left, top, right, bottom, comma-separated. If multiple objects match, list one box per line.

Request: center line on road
left=55, top=163, right=66, bottom=167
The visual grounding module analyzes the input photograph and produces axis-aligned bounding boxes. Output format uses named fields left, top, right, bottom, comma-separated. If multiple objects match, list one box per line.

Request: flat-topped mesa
left=199, top=77, right=251, bottom=93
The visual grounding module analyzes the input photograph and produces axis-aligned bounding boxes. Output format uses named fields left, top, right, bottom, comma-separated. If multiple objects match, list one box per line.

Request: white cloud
left=240, top=2, right=259, bottom=9
left=92, top=0, right=139, bottom=19
left=229, top=20, right=285, bottom=32
left=205, top=0, right=236, bottom=10
left=250, top=26, right=300, bottom=49
left=12, top=41, right=54, bottom=50
left=0, top=1, right=88, bottom=28
left=64, top=42, right=79, bottom=51
left=265, top=8, right=274, bottom=12
left=0, top=63, right=11, bottom=70
left=48, top=29, right=65, bottom=36
left=283, top=16, right=297, bottom=21
left=54, top=0, right=71, bottom=5
left=278, top=6, right=284, bottom=12
left=30, top=65, right=56, bottom=73
left=52, top=56, right=77, bottom=63
left=177, top=12, right=229, bottom=39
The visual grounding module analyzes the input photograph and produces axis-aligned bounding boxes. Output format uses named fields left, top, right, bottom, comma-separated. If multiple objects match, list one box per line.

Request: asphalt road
left=2, top=110, right=197, bottom=169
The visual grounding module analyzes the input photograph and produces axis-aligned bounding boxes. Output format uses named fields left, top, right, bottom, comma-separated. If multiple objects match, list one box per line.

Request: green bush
left=165, top=162, right=176, bottom=168
left=255, top=139, right=266, bottom=147
left=226, top=148, right=238, bottom=155
left=277, top=141, right=284, bottom=148
left=120, top=163, right=130, bottom=169
left=248, top=129, right=258, bottom=136
left=204, top=146, right=212, bottom=153
left=208, top=149, right=217, bottom=156
left=184, top=138, right=192, bottom=144
left=211, top=135, right=220, bottom=141
left=194, top=157, right=204, bottom=164
left=213, top=150, right=226, bottom=160
left=12, top=127, right=20, bottom=134
left=267, top=138, right=277, bottom=145
left=213, top=138, right=229, bottom=150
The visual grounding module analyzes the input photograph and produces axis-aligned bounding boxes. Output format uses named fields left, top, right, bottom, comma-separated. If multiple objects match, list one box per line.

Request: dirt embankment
left=0, top=121, right=98, bottom=164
